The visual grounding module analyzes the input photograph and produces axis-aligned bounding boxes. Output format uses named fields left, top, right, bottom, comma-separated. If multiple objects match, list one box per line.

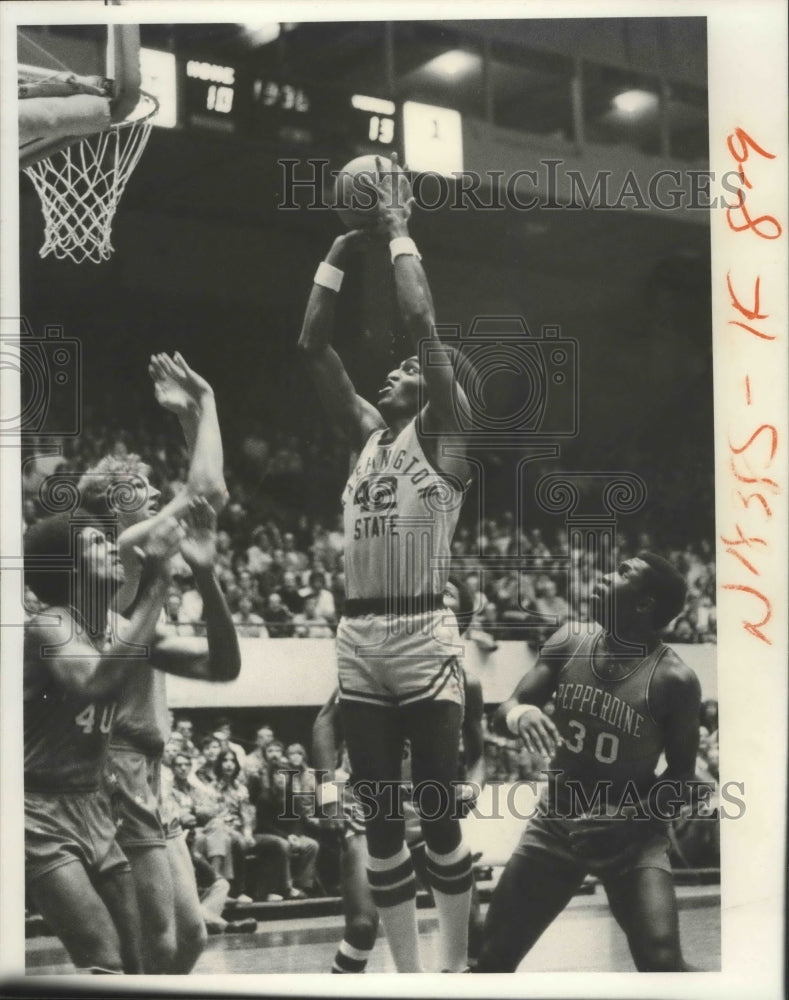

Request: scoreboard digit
left=184, top=57, right=239, bottom=132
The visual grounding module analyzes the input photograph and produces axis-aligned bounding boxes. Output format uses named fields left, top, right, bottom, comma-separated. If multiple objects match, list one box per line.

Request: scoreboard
left=181, top=56, right=398, bottom=157
left=141, top=48, right=463, bottom=173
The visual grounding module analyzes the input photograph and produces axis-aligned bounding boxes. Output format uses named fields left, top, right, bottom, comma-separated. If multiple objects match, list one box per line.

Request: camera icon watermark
left=419, top=316, right=578, bottom=442
left=0, top=317, right=82, bottom=438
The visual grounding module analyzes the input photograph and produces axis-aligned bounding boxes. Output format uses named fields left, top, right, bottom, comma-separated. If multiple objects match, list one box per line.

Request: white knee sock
left=425, top=840, right=473, bottom=972
left=367, top=844, right=422, bottom=972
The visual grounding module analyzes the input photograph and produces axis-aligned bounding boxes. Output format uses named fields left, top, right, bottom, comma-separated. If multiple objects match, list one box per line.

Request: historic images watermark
left=278, top=158, right=742, bottom=215
left=280, top=773, right=744, bottom=824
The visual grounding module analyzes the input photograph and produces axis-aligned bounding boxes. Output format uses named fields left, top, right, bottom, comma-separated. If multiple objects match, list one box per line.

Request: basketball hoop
left=23, top=92, right=159, bottom=264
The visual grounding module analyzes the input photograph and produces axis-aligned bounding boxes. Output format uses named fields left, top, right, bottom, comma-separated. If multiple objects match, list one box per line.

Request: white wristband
left=314, top=261, right=344, bottom=292
left=505, top=703, right=542, bottom=736
left=389, top=236, right=422, bottom=264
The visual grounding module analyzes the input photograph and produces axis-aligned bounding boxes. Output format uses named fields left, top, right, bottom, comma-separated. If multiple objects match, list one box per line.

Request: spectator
left=247, top=527, right=273, bottom=577
left=528, top=528, right=551, bottom=567
left=213, top=717, right=248, bottom=770
left=281, top=532, right=309, bottom=573
left=233, top=595, right=269, bottom=638
left=293, top=595, right=333, bottom=639
left=192, top=750, right=254, bottom=903
left=162, top=730, right=186, bottom=770
left=278, top=571, right=304, bottom=615
left=251, top=761, right=320, bottom=899
left=195, top=735, right=223, bottom=788
left=163, top=752, right=202, bottom=833
left=489, top=572, right=518, bottom=614
left=174, top=716, right=200, bottom=760
left=304, top=571, right=336, bottom=625
left=244, top=725, right=277, bottom=793
left=263, top=592, right=295, bottom=638
left=285, top=743, right=317, bottom=804
left=237, top=568, right=264, bottom=613
left=533, top=576, right=570, bottom=628
left=264, top=740, right=286, bottom=768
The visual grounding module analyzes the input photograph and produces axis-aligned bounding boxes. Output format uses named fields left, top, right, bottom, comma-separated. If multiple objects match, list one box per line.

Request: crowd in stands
left=21, top=416, right=717, bottom=645
left=159, top=715, right=342, bottom=903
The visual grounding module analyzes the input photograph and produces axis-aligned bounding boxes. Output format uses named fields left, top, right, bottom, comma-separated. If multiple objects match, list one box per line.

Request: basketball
left=333, top=154, right=412, bottom=230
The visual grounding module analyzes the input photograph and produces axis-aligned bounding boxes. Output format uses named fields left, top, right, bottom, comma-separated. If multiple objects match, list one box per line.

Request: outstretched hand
left=178, top=496, right=217, bottom=570
left=369, top=152, right=414, bottom=236
left=149, top=352, right=215, bottom=416
left=133, top=516, right=183, bottom=576
left=515, top=706, right=562, bottom=759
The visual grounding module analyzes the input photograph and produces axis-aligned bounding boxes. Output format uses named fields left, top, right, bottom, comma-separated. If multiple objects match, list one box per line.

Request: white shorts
left=336, top=609, right=464, bottom=708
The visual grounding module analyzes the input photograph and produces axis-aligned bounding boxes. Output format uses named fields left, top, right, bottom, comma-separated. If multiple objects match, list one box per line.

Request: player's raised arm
left=116, top=353, right=227, bottom=576
left=370, top=153, right=469, bottom=436
left=158, top=351, right=228, bottom=509
left=149, top=497, right=241, bottom=682
left=298, top=231, right=385, bottom=452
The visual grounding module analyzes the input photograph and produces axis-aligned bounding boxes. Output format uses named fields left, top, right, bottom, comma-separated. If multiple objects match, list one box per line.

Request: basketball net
left=23, top=92, right=158, bottom=264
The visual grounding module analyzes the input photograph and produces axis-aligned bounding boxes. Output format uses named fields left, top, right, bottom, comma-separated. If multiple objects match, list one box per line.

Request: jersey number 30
left=564, top=719, right=620, bottom=763
left=74, top=703, right=116, bottom=735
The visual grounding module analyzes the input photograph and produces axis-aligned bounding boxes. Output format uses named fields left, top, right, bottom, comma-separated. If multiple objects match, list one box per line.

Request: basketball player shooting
left=475, top=554, right=702, bottom=972
left=298, top=155, right=475, bottom=972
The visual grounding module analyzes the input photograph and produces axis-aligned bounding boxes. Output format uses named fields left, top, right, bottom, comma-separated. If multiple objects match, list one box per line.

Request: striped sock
left=367, top=845, right=422, bottom=972
left=425, top=840, right=473, bottom=972
left=331, top=939, right=372, bottom=973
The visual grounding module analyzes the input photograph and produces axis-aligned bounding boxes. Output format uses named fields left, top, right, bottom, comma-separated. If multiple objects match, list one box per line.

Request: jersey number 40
left=74, top=702, right=116, bottom=735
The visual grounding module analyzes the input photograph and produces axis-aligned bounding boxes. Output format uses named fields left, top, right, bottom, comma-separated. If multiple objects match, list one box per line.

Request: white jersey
left=341, top=419, right=465, bottom=600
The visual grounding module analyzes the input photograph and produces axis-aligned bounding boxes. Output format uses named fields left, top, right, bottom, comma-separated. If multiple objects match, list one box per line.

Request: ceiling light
left=351, top=94, right=396, bottom=115
left=425, top=50, right=479, bottom=79
left=238, top=23, right=280, bottom=47
left=611, top=89, right=659, bottom=116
